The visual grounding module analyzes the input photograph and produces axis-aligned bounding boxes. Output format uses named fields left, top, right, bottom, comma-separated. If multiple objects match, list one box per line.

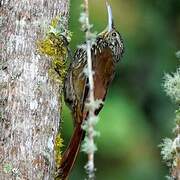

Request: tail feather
left=58, top=124, right=85, bottom=180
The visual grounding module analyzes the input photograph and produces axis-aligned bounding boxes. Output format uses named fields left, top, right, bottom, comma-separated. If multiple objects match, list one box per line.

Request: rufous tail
left=57, top=123, right=85, bottom=180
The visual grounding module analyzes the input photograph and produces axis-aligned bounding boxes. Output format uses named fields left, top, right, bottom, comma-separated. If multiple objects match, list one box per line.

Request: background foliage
left=62, top=0, right=180, bottom=179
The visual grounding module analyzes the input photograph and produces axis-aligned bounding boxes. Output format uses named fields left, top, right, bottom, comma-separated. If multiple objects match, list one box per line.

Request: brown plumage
left=57, top=3, right=124, bottom=180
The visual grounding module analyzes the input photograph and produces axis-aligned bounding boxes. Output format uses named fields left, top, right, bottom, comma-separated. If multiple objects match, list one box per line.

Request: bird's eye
left=112, top=32, right=116, bottom=37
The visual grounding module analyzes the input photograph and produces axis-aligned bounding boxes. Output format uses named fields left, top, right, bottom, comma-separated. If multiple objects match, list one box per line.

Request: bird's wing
left=60, top=44, right=116, bottom=180
left=71, top=47, right=89, bottom=124
left=72, top=44, right=115, bottom=121
left=92, top=46, right=115, bottom=114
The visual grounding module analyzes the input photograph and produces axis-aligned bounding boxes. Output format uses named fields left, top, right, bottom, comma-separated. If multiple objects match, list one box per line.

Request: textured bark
left=0, top=0, right=69, bottom=179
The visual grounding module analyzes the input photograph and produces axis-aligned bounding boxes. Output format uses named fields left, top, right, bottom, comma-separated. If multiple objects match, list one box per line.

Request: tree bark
left=0, top=0, right=69, bottom=179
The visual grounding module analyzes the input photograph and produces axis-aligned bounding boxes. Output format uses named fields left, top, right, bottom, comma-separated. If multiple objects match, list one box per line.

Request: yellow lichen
left=37, top=33, right=67, bottom=84
left=50, top=16, right=59, bottom=29
left=54, top=132, right=63, bottom=170
left=37, top=16, right=72, bottom=84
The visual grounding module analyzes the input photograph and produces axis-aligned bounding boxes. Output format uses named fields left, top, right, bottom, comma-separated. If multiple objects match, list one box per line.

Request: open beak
left=106, top=1, right=114, bottom=32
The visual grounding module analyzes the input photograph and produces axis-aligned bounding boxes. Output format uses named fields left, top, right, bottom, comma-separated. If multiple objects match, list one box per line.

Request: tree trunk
left=0, top=0, right=69, bottom=179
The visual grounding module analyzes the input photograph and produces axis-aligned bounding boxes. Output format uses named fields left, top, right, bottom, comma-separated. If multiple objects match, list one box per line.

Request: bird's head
left=100, top=2, right=124, bottom=62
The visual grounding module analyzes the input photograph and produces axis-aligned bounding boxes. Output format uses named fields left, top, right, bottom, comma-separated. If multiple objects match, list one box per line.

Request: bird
left=57, top=3, right=124, bottom=179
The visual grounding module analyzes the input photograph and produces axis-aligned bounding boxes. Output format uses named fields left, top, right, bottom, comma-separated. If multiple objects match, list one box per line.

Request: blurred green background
left=61, top=0, right=180, bottom=179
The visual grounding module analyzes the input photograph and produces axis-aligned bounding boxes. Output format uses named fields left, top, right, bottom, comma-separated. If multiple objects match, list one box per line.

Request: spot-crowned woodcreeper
left=58, top=3, right=124, bottom=179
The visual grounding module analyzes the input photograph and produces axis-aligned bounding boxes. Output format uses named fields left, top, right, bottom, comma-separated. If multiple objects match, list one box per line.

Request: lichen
left=163, top=69, right=180, bottom=103
left=54, top=133, right=63, bottom=171
left=37, top=16, right=72, bottom=84
left=11, top=168, right=20, bottom=177
left=159, top=138, right=175, bottom=167
left=3, top=163, right=13, bottom=174
left=160, top=51, right=180, bottom=179
left=176, top=51, right=180, bottom=59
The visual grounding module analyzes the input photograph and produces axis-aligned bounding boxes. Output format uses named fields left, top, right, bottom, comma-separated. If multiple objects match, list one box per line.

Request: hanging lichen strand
left=79, top=0, right=99, bottom=179
left=160, top=51, right=180, bottom=179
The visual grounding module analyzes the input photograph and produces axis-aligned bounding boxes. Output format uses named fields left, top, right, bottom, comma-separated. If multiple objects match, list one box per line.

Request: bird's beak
left=106, top=2, right=114, bottom=32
